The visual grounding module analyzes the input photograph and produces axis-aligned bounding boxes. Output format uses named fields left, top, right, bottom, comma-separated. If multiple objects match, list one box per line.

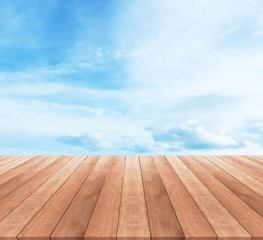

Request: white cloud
left=113, top=0, right=263, bottom=123
left=1, top=0, right=263, bottom=153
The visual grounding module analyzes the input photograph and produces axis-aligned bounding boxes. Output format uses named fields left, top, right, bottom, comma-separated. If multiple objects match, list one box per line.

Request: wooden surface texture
left=0, top=155, right=262, bottom=240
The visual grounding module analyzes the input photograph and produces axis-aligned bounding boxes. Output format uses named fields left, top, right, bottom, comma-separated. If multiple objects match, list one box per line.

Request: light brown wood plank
left=166, top=155, right=251, bottom=240
left=18, top=155, right=99, bottom=240
left=0, top=156, right=8, bottom=161
left=0, top=156, right=22, bottom=167
left=139, top=155, right=184, bottom=240
left=0, top=156, right=44, bottom=186
left=198, top=155, right=263, bottom=217
left=0, top=155, right=60, bottom=200
left=0, top=155, right=261, bottom=240
left=206, top=155, right=263, bottom=197
left=153, top=155, right=217, bottom=240
left=84, top=156, right=125, bottom=239
left=51, top=155, right=115, bottom=240
left=180, top=155, right=263, bottom=239
left=219, top=155, right=263, bottom=183
left=0, top=155, right=86, bottom=240
left=0, top=155, right=35, bottom=175
left=117, top=156, right=150, bottom=240
left=243, top=155, right=263, bottom=166
left=0, top=155, right=73, bottom=221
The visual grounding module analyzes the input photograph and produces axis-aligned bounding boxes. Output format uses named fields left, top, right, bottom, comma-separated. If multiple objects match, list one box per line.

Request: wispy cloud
left=1, top=0, right=263, bottom=154
left=151, top=121, right=244, bottom=150
left=58, top=132, right=152, bottom=153
left=57, top=120, right=244, bottom=154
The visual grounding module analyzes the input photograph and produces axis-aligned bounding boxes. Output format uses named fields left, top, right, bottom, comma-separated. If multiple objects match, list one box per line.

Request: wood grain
left=51, top=155, right=115, bottom=240
left=85, top=156, right=125, bottom=239
left=167, top=155, right=251, bottom=240
left=180, top=155, right=263, bottom=239
left=0, top=156, right=22, bottom=167
left=140, top=155, right=184, bottom=240
left=0, top=155, right=36, bottom=176
left=0, top=155, right=262, bottom=240
left=117, top=156, right=150, bottom=240
left=205, top=155, right=263, bottom=197
left=219, top=155, right=263, bottom=183
left=0, top=156, right=74, bottom=221
left=243, top=155, right=263, bottom=166
left=0, top=156, right=86, bottom=240
left=0, top=156, right=60, bottom=200
left=19, top=156, right=99, bottom=240
left=153, top=155, right=217, bottom=240
left=198, top=155, right=263, bottom=217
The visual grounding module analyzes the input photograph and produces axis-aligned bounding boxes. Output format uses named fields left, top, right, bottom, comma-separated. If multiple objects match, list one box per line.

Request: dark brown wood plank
left=117, top=156, right=150, bottom=240
left=180, top=155, right=263, bottom=239
left=0, top=156, right=86, bottom=240
left=153, top=155, right=217, bottom=240
left=166, top=155, right=251, bottom=240
left=18, top=155, right=99, bottom=240
left=139, top=155, right=184, bottom=240
left=0, top=156, right=74, bottom=221
left=51, top=155, right=115, bottom=240
left=219, top=155, right=263, bottom=183
left=84, top=156, right=125, bottom=239
left=206, top=155, right=263, bottom=197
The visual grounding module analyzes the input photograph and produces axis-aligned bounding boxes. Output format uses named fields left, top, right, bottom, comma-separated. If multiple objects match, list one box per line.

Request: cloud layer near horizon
left=1, top=0, right=263, bottom=154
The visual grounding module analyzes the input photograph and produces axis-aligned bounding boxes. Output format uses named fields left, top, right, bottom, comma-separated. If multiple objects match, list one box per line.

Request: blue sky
left=1, top=0, right=263, bottom=154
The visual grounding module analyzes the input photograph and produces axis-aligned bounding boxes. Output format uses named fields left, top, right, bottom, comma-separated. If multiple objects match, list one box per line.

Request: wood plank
left=206, top=155, right=263, bottom=197
left=243, top=156, right=263, bottom=166
left=19, top=155, right=99, bottom=240
left=51, top=155, right=115, bottom=240
left=0, top=155, right=262, bottom=239
left=219, top=155, right=263, bottom=183
left=0, top=156, right=21, bottom=167
left=139, top=155, right=184, bottom=240
left=0, top=156, right=43, bottom=185
left=117, top=156, right=150, bottom=240
left=84, top=156, right=125, bottom=239
left=180, top=155, right=263, bottom=239
left=153, top=155, right=217, bottom=240
left=0, top=156, right=8, bottom=161
left=166, top=155, right=251, bottom=240
left=0, top=155, right=35, bottom=175
left=0, top=155, right=86, bottom=240
left=198, top=155, right=263, bottom=217
left=0, top=155, right=60, bottom=200
left=0, top=156, right=74, bottom=221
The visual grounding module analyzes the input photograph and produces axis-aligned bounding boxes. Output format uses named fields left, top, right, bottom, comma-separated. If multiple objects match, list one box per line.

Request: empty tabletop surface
left=0, top=155, right=263, bottom=240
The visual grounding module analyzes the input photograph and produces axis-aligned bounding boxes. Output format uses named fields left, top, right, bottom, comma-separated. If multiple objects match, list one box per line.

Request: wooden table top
left=0, top=155, right=262, bottom=240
